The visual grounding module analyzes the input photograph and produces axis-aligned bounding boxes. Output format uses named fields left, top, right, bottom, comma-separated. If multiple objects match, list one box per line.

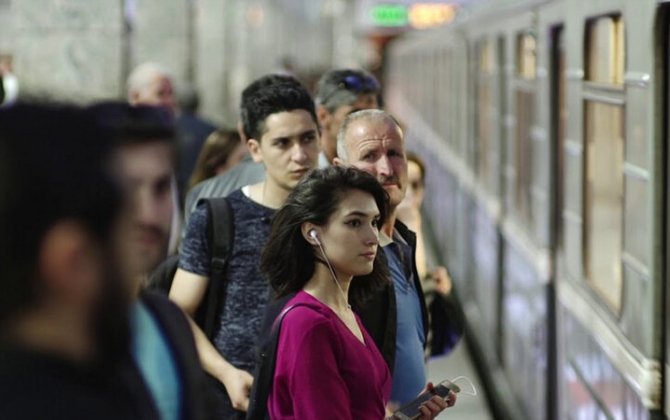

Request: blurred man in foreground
left=0, top=103, right=155, bottom=419
left=91, top=102, right=211, bottom=420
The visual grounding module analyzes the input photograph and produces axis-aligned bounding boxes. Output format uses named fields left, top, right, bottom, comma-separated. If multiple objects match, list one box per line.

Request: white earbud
left=309, top=227, right=351, bottom=310
left=309, top=229, right=320, bottom=244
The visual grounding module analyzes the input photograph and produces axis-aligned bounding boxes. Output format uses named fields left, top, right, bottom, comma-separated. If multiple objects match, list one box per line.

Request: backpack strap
left=246, top=303, right=308, bottom=420
left=199, top=197, right=234, bottom=340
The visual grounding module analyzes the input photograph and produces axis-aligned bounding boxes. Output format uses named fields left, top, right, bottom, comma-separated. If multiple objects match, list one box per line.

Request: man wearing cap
left=315, top=68, right=380, bottom=167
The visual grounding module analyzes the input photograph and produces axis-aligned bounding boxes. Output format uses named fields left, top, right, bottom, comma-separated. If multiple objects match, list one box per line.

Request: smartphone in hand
left=392, top=381, right=460, bottom=420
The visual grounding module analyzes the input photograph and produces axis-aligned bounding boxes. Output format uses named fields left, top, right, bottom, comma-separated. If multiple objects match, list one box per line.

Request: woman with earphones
left=260, top=166, right=452, bottom=419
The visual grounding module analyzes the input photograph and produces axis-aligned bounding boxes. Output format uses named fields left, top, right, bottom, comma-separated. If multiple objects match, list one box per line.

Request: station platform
left=426, top=330, right=494, bottom=418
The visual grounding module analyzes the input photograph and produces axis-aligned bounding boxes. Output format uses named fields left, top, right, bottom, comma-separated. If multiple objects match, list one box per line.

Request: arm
left=170, top=203, right=253, bottom=411
left=169, top=269, right=253, bottom=411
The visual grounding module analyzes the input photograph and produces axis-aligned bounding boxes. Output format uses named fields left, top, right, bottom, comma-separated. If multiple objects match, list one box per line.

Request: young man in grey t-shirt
left=170, top=75, right=320, bottom=418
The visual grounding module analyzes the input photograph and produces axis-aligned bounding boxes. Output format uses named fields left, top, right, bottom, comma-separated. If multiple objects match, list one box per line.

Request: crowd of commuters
left=0, top=62, right=462, bottom=419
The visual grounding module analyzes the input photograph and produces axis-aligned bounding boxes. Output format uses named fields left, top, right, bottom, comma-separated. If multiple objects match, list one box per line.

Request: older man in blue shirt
left=335, top=109, right=461, bottom=408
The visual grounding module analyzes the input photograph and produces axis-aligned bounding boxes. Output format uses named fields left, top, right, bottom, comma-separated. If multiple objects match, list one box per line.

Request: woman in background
left=188, top=128, right=246, bottom=189
left=396, top=151, right=462, bottom=357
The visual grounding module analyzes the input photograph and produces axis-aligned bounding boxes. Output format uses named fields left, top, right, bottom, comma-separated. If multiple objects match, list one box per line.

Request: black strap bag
left=147, top=197, right=234, bottom=339
left=246, top=303, right=306, bottom=420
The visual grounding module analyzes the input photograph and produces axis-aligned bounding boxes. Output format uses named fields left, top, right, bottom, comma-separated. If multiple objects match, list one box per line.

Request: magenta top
left=268, top=291, right=392, bottom=419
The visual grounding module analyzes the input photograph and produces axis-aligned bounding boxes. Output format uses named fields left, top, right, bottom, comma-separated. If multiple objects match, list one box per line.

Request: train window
left=586, top=16, right=625, bottom=85
left=582, top=15, right=626, bottom=313
left=515, top=89, right=535, bottom=223
left=514, top=31, right=536, bottom=225
left=480, top=38, right=494, bottom=73
left=477, top=39, right=494, bottom=190
left=583, top=102, right=624, bottom=312
left=517, top=32, right=536, bottom=80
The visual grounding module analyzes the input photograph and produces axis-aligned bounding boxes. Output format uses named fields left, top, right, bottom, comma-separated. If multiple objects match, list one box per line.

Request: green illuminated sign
left=371, top=4, right=408, bottom=27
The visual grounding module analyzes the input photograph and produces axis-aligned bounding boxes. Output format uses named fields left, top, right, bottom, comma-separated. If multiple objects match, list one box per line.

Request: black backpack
left=246, top=299, right=305, bottom=420
left=147, top=197, right=234, bottom=340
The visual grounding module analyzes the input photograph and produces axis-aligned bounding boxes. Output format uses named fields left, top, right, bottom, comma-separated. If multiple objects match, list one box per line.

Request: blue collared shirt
left=131, top=301, right=182, bottom=420
left=384, top=234, right=426, bottom=405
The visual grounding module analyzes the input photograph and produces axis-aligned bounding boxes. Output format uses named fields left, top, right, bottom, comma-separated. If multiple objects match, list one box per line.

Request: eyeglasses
left=321, top=74, right=380, bottom=105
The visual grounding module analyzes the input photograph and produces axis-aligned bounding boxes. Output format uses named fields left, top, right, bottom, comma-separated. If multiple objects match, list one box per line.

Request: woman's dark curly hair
left=261, top=166, right=390, bottom=307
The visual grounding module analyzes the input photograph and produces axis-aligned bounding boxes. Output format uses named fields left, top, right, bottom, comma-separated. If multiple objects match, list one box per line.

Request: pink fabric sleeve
left=282, top=315, right=352, bottom=419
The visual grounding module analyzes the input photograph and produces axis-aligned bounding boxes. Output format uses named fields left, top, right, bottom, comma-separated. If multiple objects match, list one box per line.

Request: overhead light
left=409, top=3, right=457, bottom=29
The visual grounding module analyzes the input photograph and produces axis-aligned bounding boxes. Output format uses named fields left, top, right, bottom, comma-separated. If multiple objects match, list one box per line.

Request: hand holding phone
left=392, top=381, right=459, bottom=420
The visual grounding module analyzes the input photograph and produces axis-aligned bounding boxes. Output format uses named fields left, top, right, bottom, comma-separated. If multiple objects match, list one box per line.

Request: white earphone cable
left=315, top=238, right=351, bottom=310
left=446, top=376, right=478, bottom=397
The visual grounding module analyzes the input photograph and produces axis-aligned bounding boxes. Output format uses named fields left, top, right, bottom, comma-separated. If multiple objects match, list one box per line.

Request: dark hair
left=0, top=103, right=123, bottom=322
left=261, top=166, right=390, bottom=307
left=87, top=101, right=176, bottom=147
left=189, top=128, right=242, bottom=188
left=240, top=74, right=317, bottom=141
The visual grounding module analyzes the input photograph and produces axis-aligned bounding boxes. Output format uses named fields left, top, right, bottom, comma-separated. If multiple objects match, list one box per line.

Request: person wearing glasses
left=315, top=69, right=381, bottom=168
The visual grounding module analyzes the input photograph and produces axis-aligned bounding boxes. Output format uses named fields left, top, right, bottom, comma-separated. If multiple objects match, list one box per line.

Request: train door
left=557, top=9, right=662, bottom=418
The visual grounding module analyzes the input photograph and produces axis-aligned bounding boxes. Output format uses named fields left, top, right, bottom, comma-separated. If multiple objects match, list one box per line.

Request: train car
left=385, top=0, right=669, bottom=418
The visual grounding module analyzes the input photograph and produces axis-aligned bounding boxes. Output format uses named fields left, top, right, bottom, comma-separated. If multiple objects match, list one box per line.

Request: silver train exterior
left=385, top=0, right=669, bottom=418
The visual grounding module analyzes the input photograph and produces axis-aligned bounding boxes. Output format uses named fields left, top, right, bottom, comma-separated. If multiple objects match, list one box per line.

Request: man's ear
left=333, top=157, right=345, bottom=167
left=247, top=139, right=263, bottom=163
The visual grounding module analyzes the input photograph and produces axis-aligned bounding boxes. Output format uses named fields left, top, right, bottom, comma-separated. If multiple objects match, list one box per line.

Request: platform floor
left=426, top=340, right=494, bottom=419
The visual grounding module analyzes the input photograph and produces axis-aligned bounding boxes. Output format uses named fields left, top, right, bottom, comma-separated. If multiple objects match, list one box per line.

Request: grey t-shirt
left=178, top=188, right=274, bottom=372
